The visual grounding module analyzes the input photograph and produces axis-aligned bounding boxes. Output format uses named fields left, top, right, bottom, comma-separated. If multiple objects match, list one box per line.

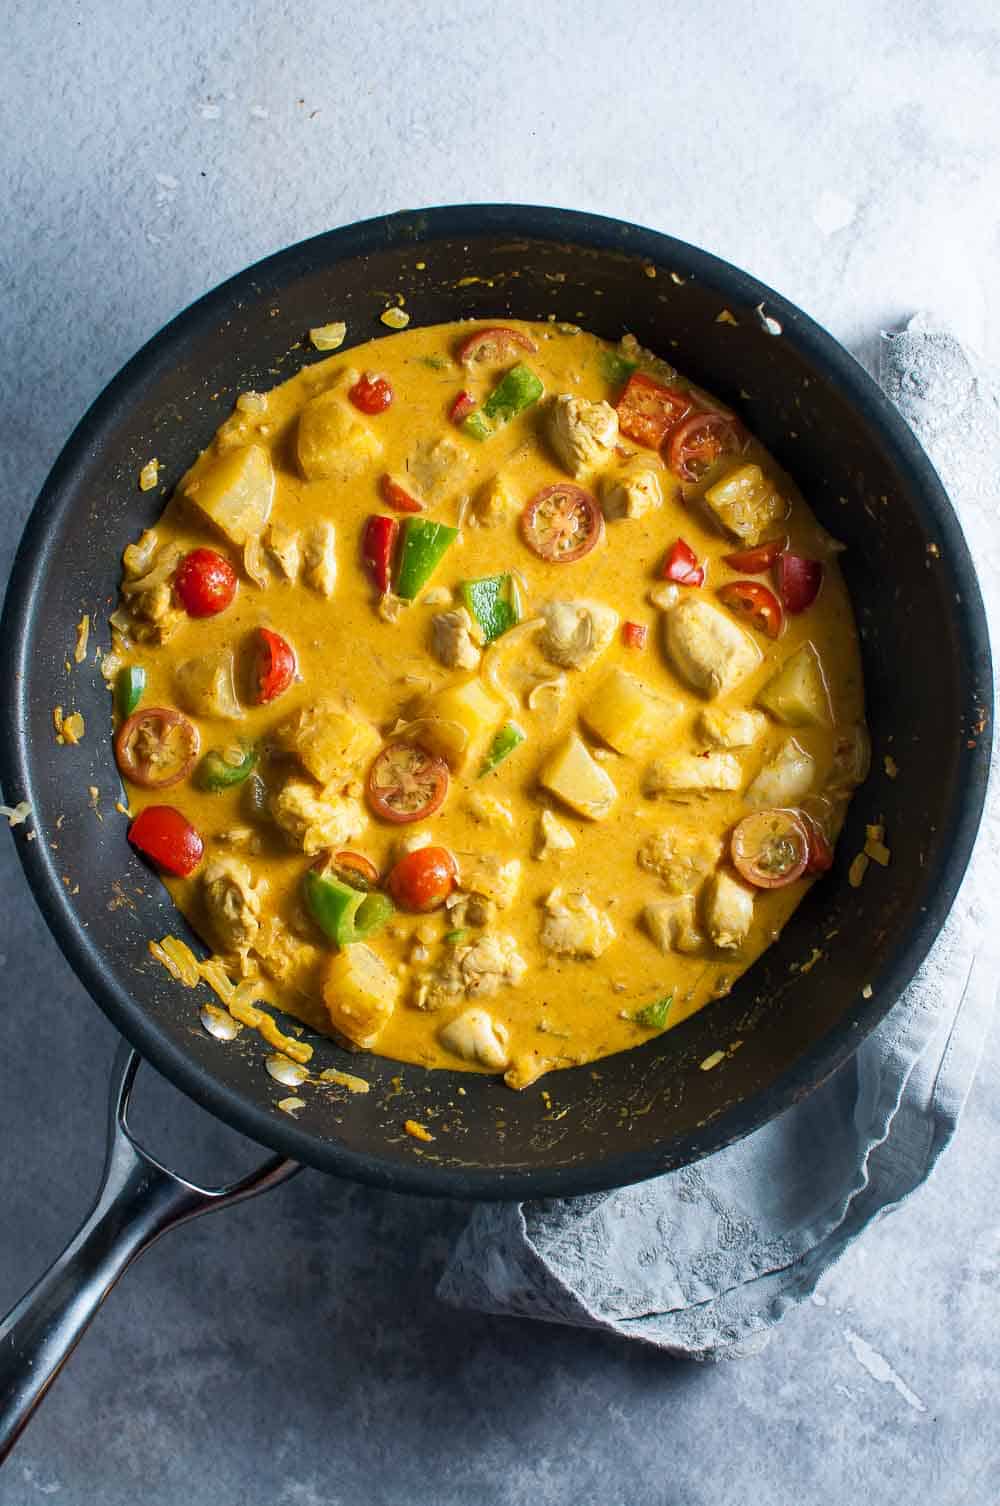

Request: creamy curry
left=107, top=318, right=867, bottom=1090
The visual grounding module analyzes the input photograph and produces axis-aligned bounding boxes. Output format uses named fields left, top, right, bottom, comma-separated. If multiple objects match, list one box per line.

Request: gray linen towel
left=438, top=317, right=999, bottom=1357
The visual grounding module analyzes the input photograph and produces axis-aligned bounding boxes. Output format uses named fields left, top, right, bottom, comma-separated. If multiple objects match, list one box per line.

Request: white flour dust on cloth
left=438, top=318, right=999, bottom=1357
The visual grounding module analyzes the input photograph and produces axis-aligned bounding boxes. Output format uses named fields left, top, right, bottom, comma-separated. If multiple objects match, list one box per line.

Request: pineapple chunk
left=277, top=702, right=381, bottom=786
left=538, top=732, right=618, bottom=820
left=322, top=943, right=400, bottom=1049
left=745, top=737, right=817, bottom=807
left=697, top=707, right=766, bottom=749
left=173, top=650, right=242, bottom=719
left=703, top=463, right=786, bottom=544
left=580, top=668, right=683, bottom=756
left=415, top=678, right=506, bottom=771
left=704, top=870, right=755, bottom=951
left=297, top=388, right=382, bottom=482
left=757, top=642, right=832, bottom=727
left=180, top=443, right=274, bottom=545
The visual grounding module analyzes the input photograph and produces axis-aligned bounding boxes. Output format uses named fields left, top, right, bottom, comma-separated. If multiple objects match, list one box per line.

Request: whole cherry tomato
left=386, top=846, right=457, bottom=912
left=175, top=549, right=237, bottom=617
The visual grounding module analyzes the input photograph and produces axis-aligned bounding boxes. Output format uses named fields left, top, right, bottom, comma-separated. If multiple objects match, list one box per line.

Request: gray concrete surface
left=2, top=2, right=998, bottom=1501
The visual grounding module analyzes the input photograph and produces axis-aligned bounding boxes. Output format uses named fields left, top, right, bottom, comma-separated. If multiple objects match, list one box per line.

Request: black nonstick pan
left=0, top=206, right=992, bottom=1456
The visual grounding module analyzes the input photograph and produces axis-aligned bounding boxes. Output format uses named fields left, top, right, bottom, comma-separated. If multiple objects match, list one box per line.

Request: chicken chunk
left=413, top=934, right=528, bottom=1010
left=534, top=809, right=576, bottom=859
left=663, top=597, right=762, bottom=698
left=637, top=829, right=723, bottom=894
left=265, top=521, right=302, bottom=580
left=297, top=387, right=382, bottom=482
left=702, top=463, right=786, bottom=545
left=117, top=541, right=185, bottom=645
left=406, top=435, right=472, bottom=502
left=547, top=395, right=619, bottom=476
left=540, top=888, right=616, bottom=959
left=538, top=600, right=619, bottom=671
left=600, top=461, right=664, bottom=522
left=438, top=1008, right=511, bottom=1070
left=276, top=701, right=381, bottom=786
left=643, top=751, right=743, bottom=795
left=201, top=856, right=266, bottom=953
left=697, top=707, right=767, bottom=749
left=253, top=915, right=321, bottom=997
left=504, top=1053, right=558, bottom=1090
left=643, top=895, right=705, bottom=955
left=471, top=473, right=518, bottom=527
left=703, top=870, right=755, bottom=951
left=270, top=779, right=367, bottom=856
left=303, top=520, right=336, bottom=597
left=431, top=607, right=482, bottom=671
left=745, top=737, right=817, bottom=807
left=457, top=853, right=522, bottom=909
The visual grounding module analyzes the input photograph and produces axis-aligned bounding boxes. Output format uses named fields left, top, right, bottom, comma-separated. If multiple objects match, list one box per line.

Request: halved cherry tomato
left=666, top=412, right=743, bottom=481
left=776, top=552, right=823, bottom=613
left=361, top=514, right=399, bottom=595
left=253, top=627, right=296, bottom=704
left=367, top=741, right=449, bottom=824
left=174, top=549, right=237, bottom=618
left=731, top=808, right=810, bottom=889
left=458, top=326, right=538, bottom=367
left=128, top=805, right=204, bottom=877
left=723, top=537, right=786, bottom=573
left=717, top=580, right=783, bottom=638
left=386, top=845, right=457, bottom=912
left=801, top=813, right=835, bottom=875
left=661, top=537, right=705, bottom=587
left=116, top=708, right=200, bottom=789
left=449, top=390, right=476, bottom=424
left=615, top=372, right=691, bottom=449
left=379, top=473, right=425, bottom=513
left=330, top=850, right=381, bottom=891
left=349, top=372, right=393, bottom=414
left=521, top=484, right=603, bottom=564
left=622, top=621, right=648, bottom=649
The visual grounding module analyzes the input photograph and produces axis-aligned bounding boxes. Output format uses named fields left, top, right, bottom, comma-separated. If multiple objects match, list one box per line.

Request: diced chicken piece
left=663, top=597, right=762, bottom=698
left=173, top=650, right=243, bottom=719
left=745, top=737, right=817, bottom=807
left=538, top=600, right=619, bottom=671
left=644, top=752, right=743, bottom=794
left=445, top=892, right=495, bottom=929
left=471, top=474, right=518, bottom=527
left=118, top=540, right=185, bottom=644
left=648, top=582, right=680, bottom=613
left=393, top=829, right=434, bottom=859
left=547, top=394, right=619, bottom=476
left=637, top=829, right=723, bottom=894
left=431, top=607, right=482, bottom=671
left=276, top=701, right=381, bottom=786
left=540, top=888, right=616, bottom=959
left=406, top=435, right=472, bottom=502
left=201, top=856, right=266, bottom=953
left=265, top=521, right=301, bottom=580
left=534, top=809, right=576, bottom=859
left=180, top=444, right=275, bottom=545
left=504, top=1053, right=557, bottom=1090
left=757, top=642, right=832, bottom=727
left=464, top=792, right=515, bottom=834
left=697, top=707, right=767, bottom=749
left=413, top=933, right=527, bottom=1010
left=457, top=853, right=522, bottom=910
left=600, top=461, right=664, bottom=521
left=303, top=521, right=336, bottom=597
left=322, top=943, right=400, bottom=1049
left=216, top=825, right=263, bottom=855
left=297, top=385, right=383, bottom=482
left=643, top=895, right=705, bottom=955
left=539, top=732, right=618, bottom=820
left=414, top=677, right=506, bottom=772
left=703, top=463, right=786, bottom=545
left=253, top=915, right=321, bottom=996
left=270, top=779, right=367, bottom=856
left=703, top=870, right=755, bottom=951
left=438, top=1008, right=511, bottom=1070
left=581, top=667, right=684, bottom=756
left=827, top=723, right=871, bottom=801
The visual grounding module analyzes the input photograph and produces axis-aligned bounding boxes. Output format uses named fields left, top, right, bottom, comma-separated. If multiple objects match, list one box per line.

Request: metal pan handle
left=0, top=1041, right=300, bottom=1462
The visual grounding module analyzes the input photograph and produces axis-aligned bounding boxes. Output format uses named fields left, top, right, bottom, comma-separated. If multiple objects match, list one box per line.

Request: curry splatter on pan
left=0, top=207, right=991, bottom=1455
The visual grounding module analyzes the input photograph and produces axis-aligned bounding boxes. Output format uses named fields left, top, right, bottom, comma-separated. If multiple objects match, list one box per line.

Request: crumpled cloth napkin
left=438, top=316, right=1000, bottom=1357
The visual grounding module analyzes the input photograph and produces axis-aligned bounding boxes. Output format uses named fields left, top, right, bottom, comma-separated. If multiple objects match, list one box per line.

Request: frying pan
left=0, top=206, right=992, bottom=1457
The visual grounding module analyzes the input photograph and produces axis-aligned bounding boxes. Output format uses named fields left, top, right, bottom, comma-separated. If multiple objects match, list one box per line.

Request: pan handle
left=0, top=1041, right=300, bottom=1462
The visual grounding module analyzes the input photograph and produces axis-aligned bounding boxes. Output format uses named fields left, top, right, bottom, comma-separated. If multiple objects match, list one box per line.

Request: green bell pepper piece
left=115, top=665, right=146, bottom=719
left=459, top=574, right=520, bottom=643
left=633, top=995, right=673, bottom=1030
left=443, top=928, right=469, bottom=945
left=600, top=348, right=638, bottom=386
left=395, top=518, right=458, bottom=600
left=462, top=363, right=543, bottom=440
left=198, top=743, right=258, bottom=792
left=304, top=869, right=394, bottom=947
left=478, top=722, right=525, bottom=777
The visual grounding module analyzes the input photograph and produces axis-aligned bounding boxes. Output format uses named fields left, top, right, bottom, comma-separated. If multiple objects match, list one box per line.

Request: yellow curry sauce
left=110, top=319, right=867, bottom=1090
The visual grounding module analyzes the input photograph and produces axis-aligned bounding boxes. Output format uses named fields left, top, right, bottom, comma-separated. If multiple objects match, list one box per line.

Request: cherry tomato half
left=723, top=537, right=786, bottom=573
left=458, top=326, right=538, bottom=368
left=776, top=552, right=823, bottom=613
left=717, top=580, right=783, bottom=638
left=386, top=845, right=457, bottom=912
left=521, top=484, right=603, bottom=564
left=349, top=372, right=394, bottom=414
left=253, top=627, right=296, bottom=704
left=731, top=808, right=810, bottom=889
left=449, top=390, right=476, bottom=424
left=116, top=708, right=200, bottom=789
left=379, top=473, right=425, bottom=513
left=666, top=412, right=743, bottom=481
left=367, top=741, right=450, bottom=824
left=622, top=621, right=648, bottom=649
left=615, top=372, right=691, bottom=449
left=174, top=549, right=237, bottom=618
left=128, top=805, right=204, bottom=877
left=330, top=850, right=381, bottom=891
left=662, top=537, right=705, bottom=587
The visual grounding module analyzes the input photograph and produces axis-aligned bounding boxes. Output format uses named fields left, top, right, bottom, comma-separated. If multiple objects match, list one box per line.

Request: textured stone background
left=2, top=2, right=998, bottom=1501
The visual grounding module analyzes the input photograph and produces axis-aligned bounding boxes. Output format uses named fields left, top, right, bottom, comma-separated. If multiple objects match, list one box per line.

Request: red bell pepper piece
left=622, top=621, right=648, bottom=649
left=661, top=537, right=705, bottom=587
left=379, top=473, right=424, bottom=514
left=449, top=390, right=476, bottom=424
left=362, top=515, right=399, bottom=595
